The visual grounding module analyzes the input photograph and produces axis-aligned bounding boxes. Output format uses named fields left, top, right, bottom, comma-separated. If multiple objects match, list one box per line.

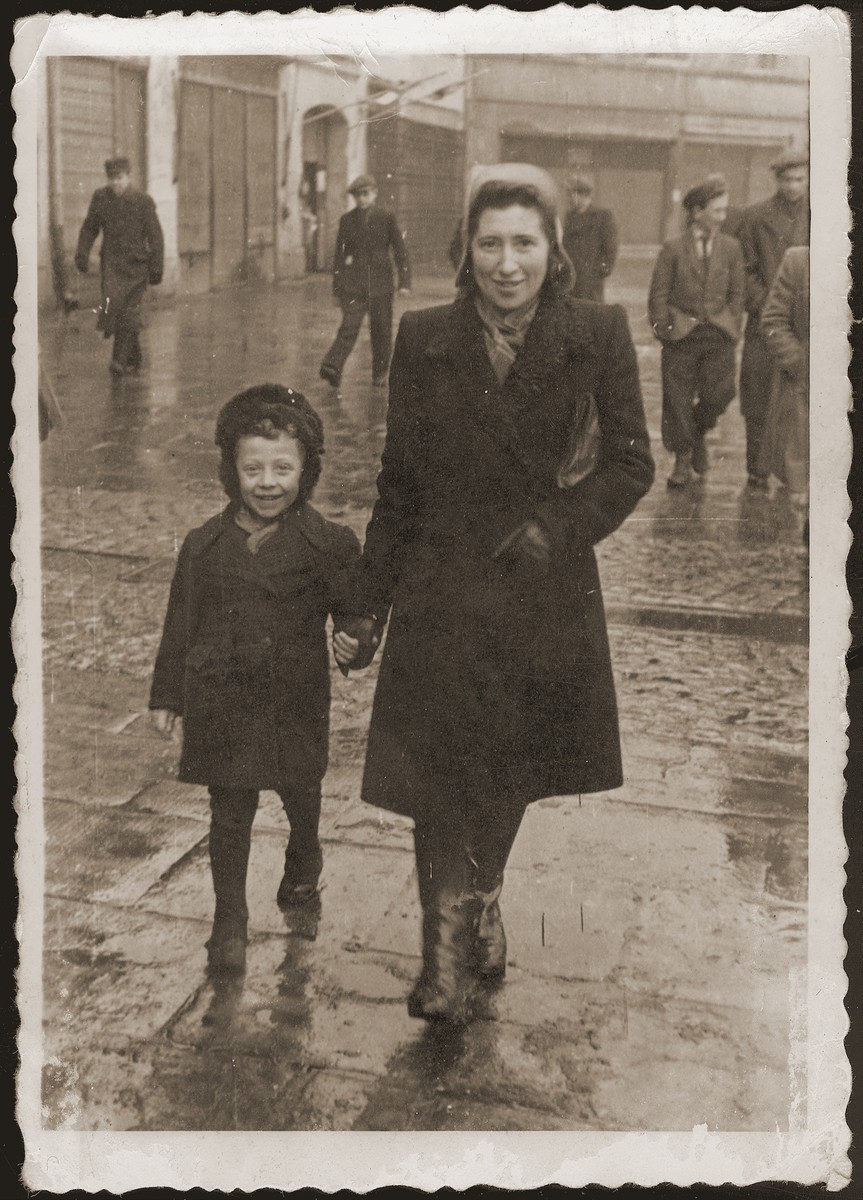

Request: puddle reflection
left=724, top=822, right=807, bottom=903
left=201, top=972, right=246, bottom=1030
left=650, top=483, right=706, bottom=541
left=279, top=892, right=322, bottom=942
left=736, top=485, right=802, bottom=547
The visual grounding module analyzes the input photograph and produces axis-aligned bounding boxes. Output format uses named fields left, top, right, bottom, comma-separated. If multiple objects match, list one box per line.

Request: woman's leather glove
left=493, top=519, right=552, bottom=567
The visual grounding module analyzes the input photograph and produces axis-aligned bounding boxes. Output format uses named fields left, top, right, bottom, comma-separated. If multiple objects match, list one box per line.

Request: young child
left=150, top=384, right=360, bottom=975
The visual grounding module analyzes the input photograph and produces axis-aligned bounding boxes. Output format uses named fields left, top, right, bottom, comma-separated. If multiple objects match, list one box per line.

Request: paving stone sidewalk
left=35, top=266, right=807, bottom=1134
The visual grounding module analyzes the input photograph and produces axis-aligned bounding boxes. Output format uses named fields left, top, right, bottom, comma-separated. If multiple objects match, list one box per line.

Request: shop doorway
left=177, top=77, right=277, bottom=292
left=302, top=106, right=348, bottom=272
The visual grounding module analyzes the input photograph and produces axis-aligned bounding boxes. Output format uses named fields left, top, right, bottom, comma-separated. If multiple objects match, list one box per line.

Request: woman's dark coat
left=354, top=293, right=655, bottom=820
left=75, top=186, right=164, bottom=336
left=150, top=504, right=360, bottom=792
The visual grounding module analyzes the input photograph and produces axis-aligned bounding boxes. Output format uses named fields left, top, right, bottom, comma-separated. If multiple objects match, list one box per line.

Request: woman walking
left=335, top=164, right=654, bottom=1022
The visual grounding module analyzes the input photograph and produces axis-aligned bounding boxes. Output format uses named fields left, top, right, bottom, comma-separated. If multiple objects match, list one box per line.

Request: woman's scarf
left=474, top=293, right=540, bottom=384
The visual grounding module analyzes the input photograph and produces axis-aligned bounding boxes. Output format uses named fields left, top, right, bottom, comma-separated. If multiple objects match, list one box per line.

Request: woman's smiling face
left=470, top=204, right=551, bottom=318
left=235, top=431, right=304, bottom=521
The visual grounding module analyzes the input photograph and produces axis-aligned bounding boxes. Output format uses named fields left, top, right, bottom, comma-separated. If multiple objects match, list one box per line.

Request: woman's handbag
left=493, top=392, right=602, bottom=564
left=557, top=392, right=601, bottom=489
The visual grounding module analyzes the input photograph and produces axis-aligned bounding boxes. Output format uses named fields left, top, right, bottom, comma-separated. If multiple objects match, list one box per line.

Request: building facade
left=464, top=54, right=809, bottom=244
left=366, top=99, right=464, bottom=275
left=37, top=52, right=469, bottom=309
left=37, top=53, right=370, bottom=308
left=37, top=53, right=809, bottom=308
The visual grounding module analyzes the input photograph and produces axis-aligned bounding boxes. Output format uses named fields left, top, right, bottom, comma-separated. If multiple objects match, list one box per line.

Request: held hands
left=333, top=617, right=381, bottom=673
left=151, top=709, right=181, bottom=740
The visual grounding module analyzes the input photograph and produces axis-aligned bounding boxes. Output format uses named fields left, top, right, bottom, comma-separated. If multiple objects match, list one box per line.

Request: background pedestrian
left=319, top=174, right=411, bottom=391
left=75, top=156, right=164, bottom=377
left=737, top=148, right=809, bottom=489
left=704, top=172, right=745, bottom=239
left=334, top=162, right=654, bottom=1024
left=561, top=173, right=619, bottom=302
left=648, top=177, right=744, bottom=488
left=150, top=385, right=360, bottom=976
left=759, top=245, right=810, bottom=506
left=447, top=218, right=464, bottom=271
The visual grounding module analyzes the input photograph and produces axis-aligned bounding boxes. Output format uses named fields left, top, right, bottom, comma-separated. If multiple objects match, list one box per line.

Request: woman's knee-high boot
left=407, top=827, right=482, bottom=1023
left=474, top=876, right=506, bottom=981
left=469, top=804, right=526, bottom=982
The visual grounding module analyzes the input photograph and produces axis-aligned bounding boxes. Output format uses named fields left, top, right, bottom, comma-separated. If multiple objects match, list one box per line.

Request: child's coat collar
left=186, top=502, right=337, bottom=558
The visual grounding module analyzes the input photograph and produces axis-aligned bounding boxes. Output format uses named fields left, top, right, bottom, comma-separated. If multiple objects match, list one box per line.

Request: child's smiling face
left=235, top=431, right=304, bottom=521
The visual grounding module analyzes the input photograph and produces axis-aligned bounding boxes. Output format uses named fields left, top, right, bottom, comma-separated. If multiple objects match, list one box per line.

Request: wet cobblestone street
left=36, top=257, right=808, bottom=1136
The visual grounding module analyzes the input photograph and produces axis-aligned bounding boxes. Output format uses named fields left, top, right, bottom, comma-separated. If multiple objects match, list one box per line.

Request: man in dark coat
left=319, top=174, right=411, bottom=390
left=760, top=245, right=810, bottom=500
left=447, top=218, right=464, bottom=271
left=737, top=148, right=809, bottom=487
left=648, top=177, right=744, bottom=488
left=561, top=174, right=619, bottom=302
left=705, top=172, right=744, bottom=239
left=75, top=156, right=164, bottom=376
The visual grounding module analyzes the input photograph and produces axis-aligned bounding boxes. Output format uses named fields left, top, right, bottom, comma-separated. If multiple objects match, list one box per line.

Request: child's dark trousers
left=207, top=784, right=322, bottom=933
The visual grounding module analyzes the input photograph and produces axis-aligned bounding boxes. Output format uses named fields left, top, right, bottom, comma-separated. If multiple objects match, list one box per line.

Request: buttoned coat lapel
left=193, top=508, right=321, bottom=601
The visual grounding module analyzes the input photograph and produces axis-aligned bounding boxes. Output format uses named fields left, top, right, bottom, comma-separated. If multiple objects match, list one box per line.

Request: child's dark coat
left=150, top=503, right=360, bottom=791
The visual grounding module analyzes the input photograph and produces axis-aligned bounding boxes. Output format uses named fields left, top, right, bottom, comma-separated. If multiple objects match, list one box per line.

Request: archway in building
left=301, top=106, right=349, bottom=272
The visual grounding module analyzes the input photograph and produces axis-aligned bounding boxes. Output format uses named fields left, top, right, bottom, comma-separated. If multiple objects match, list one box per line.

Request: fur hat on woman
left=455, top=162, right=575, bottom=294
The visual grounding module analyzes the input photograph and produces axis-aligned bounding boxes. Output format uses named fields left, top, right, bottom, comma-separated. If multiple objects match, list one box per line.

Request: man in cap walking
left=75, top=156, right=164, bottom=377
left=319, top=174, right=411, bottom=390
left=648, top=176, right=744, bottom=488
left=561, top=174, right=619, bottom=303
left=736, top=149, right=809, bottom=488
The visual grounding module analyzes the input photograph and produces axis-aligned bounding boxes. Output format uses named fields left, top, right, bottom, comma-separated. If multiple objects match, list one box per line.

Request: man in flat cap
left=736, top=149, right=809, bottom=488
left=704, top=172, right=745, bottom=240
left=319, top=174, right=411, bottom=390
left=562, top=174, right=619, bottom=303
left=648, top=177, right=744, bottom=488
left=75, top=156, right=164, bottom=377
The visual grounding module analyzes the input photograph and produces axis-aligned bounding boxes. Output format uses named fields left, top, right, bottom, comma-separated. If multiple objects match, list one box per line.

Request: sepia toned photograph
left=13, top=7, right=851, bottom=1192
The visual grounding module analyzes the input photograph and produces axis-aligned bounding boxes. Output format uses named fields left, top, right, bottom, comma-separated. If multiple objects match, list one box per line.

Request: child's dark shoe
left=277, top=841, right=323, bottom=907
left=206, top=920, right=247, bottom=975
